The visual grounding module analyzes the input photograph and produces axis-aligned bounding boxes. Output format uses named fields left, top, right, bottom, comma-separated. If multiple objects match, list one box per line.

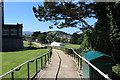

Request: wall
left=2, top=38, right=23, bottom=51
left=0, top=0, right=3, bottom=52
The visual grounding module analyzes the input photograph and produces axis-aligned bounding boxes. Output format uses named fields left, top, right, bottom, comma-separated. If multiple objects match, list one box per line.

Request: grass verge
left=65, top=43, right=80, bottom=49
left=1, top=41, right=48, bottom=78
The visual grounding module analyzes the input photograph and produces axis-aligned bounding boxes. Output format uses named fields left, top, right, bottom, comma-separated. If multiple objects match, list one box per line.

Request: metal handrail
left=0, top=51, right=51, bottom=79
left=70, top=48, right=112, bottom=80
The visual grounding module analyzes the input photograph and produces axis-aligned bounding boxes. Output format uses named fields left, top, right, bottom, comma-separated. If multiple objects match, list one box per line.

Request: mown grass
left=41, top=44, right=50, bottom=46
left=65, top=43, right=80, bottom=49
left=1, top=41, right=48, bottom=78
left=24, top=41, right=40, bottom=48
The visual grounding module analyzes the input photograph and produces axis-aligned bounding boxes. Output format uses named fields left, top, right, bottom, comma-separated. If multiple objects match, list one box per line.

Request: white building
left=51, top=42, right=64, bottom=47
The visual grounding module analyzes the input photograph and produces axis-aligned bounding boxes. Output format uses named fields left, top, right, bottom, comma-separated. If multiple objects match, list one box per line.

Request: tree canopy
left=33, top=2, right=96, bottom=30
left=33, top=1, right=120, bottom=64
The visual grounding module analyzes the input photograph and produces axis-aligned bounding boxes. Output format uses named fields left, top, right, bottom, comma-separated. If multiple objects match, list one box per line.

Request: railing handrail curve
left=0, top=52, right=49, bottom=79
left=70, top=48, right=112, bottom=80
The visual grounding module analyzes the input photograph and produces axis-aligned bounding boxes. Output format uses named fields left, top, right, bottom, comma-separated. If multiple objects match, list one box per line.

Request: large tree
left=33, top=1, right=120, bottom=63
left=33, top=2, right=96, bottom=30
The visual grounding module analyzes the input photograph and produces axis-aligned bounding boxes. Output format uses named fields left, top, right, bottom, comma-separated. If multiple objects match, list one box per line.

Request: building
left=2, top=24, right=23, bottom=51
left=0, top=0, right=3, bottom=51
left=51, top=42, right=64, bottom=47
left=0, top=1, right=23, bottom=51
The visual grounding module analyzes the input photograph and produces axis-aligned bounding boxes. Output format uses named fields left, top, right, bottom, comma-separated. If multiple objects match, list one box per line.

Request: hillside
left=47, top=31, right=71, bottom=40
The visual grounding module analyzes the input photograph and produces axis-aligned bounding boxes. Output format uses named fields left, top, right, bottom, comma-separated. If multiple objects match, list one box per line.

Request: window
left=10, top=28, right=17, bottom=36
left=3, top=28, right=18, bottom=36
left=3, top=28, right=9, bottom=36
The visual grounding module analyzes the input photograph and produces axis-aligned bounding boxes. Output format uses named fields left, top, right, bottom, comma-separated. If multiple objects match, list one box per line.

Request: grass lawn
left=24, top=41, right=40, bottom=48
left=41, top=43, right=80, bottom=49
left=65, top=43, right=80, bottom=49
left=41, top=44, right=50, bottom=46
left=1, top=41, right=48, bottom=78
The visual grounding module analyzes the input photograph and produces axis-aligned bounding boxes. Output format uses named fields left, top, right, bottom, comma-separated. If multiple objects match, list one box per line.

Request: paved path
left=32, top=42, right=44, bottom=47
left=36, top=49, right=81, bottom=79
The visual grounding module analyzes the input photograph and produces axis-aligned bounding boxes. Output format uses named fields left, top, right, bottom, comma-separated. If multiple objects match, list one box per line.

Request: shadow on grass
left=2, top=47, right=41, bottom=52
left=112, top=72, right=120, bottom=80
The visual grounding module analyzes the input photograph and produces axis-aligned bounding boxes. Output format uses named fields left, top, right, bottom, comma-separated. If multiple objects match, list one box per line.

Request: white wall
left=51, top=42, right=64, bottom=47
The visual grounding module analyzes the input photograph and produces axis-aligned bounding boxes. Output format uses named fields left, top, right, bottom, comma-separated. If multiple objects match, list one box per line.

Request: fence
left=0, top=49, right=52, bottom=80
left=52, top=46, right=112, bottom=80
left=68, top=48, right=112, bottom=80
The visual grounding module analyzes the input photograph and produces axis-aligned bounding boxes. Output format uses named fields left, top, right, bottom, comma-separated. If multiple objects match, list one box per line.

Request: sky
left=4, top=2, right=97, bottom=34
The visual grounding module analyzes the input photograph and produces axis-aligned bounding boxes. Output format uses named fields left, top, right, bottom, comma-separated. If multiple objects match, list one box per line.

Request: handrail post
left=74, top=54, right=75, bottom=59
left=80, top=58, right=82, bottom=70
left=45, top=55, right=46, bottom=66
left=11, top=70, right=14, bottom=80
left=48, top=53, right=50, bottom=64
left=27, top=62, right=30, bottom=80
left=78, top=56, right=79, bottom=66
left=72, top=52, right=74, bottom=57
left=50, top=47, right=52, bottom=62
left=36, top=59, right=38, bottom=73
left=41, top=57, right=43, bottom=69
left=76, top=54, right=77, bottom=61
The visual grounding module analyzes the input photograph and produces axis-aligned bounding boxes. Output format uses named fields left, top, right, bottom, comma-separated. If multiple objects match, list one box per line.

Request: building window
left=3, top=28, right=18, bottom=36
left=10, top=28, right=18, bottom=36
left=3, top=28, right=9, bottom=36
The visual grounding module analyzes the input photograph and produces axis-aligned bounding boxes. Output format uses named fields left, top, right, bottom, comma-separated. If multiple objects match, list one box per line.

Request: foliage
left=70, top=33, right=83, bottom=44
left=80, top=31, right=93, bottom=54
left=92, top=2, right=120, bottom=63
left=79, top=2, right=120, bottom=64
left=112, top=64, right=120, bottom=76
left=33, top=2, right=96, bottom=30
left=32, top=31, right=41, bottom=40
left=60, top=38, right=68, bottom=43
left=31, top=31, right=70, bottom=43
left=109, top=2, right=120, bottom=63
left=33, top=1, right=120, bottom=64
left=38, top=32, right=48, bottom=44
left=23, top=34, right=33, bottom=41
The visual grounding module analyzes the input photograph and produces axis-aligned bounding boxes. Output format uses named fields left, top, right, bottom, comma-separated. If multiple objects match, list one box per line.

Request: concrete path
left=32, top=42, right=44, bottom=47
left=36, top=49, right=81, bottom=79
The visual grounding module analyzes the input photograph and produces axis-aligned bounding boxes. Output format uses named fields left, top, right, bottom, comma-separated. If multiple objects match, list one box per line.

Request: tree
left=46, top=35, right=54, bottom=43
left=60, top=38, right=68, bottom=43
left=70, top=33, right=83, bottom=44
left=32, top=31, right=41, bottom=40
left=53, top=36, right=61, bottom=42
left=33, top=1, right=120, bottom=63
left=38, top=32, right=47, bottom=44
left=87, top=2, right=120, bottom=63
left=23, top=34, right=33, bottom=41
left=33, top=2, right=96, bottom=30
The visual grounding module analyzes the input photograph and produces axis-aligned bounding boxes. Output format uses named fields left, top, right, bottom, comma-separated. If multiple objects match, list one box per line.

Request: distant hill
left=23, top=31, right=33, bottom=35
left=47, top=31, right=71, bottom=40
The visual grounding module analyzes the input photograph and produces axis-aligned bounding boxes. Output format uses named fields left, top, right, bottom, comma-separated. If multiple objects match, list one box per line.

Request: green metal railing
left=0, top=49, right=52, bottom=80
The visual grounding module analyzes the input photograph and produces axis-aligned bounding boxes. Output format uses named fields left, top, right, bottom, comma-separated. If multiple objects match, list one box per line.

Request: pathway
left=32, top=42, right=44, bottom=47
left=36, top=49, right=81, bottom=79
